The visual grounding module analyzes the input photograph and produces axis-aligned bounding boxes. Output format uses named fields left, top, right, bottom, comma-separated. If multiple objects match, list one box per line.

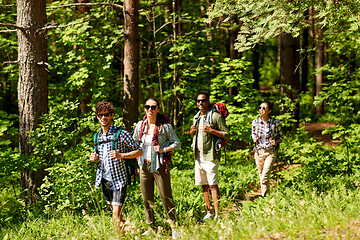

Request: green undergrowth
left=2, top=184, right=360, bottom=239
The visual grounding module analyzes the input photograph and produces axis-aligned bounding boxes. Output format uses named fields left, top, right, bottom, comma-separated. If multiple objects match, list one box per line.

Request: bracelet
left=164, top=148, right=167, bottom=153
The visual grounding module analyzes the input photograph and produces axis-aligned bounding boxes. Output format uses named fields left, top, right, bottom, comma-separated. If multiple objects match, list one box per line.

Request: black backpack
left=93, top=127, right=138, bottom=185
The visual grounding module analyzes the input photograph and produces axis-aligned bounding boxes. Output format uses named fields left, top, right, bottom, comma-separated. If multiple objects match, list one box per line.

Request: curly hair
left=95, top=101, right=115, bottom=115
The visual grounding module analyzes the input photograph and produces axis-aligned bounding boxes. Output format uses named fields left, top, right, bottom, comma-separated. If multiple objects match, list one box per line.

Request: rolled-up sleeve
left=216, top=114, right=230, bottom=139
left=165, top=124, right=181, bottom=151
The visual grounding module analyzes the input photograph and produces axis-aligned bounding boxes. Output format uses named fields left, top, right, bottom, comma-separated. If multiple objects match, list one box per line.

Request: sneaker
left=172, top=230, right=179, bottom=239
left=214, top=215, right=221, bottom=220
left=202, top=212, right=214, bottom=221
left=142, top=230, right=151, bottom=236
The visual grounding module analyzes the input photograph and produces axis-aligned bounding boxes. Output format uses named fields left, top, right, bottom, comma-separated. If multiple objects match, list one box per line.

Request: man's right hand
left=90, top=152, right=99, bottom=162
left=190, top=125, right=197, bottom=135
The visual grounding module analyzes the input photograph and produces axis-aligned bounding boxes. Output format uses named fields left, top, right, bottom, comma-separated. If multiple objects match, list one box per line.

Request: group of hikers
left=89, top=91, right=282, bottom=238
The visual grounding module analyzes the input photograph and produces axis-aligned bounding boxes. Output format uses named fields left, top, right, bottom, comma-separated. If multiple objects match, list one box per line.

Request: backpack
left=93, top=127, right=138, bottom=185
left=211, top=103, right=230, bottom=148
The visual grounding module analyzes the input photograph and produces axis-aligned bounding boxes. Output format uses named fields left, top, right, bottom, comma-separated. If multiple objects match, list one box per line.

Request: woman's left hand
left=270, top=140, right=276, bottom=146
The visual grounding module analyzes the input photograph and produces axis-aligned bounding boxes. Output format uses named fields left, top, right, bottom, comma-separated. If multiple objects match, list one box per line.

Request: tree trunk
left=252, top=44, right=260, bottom=90
left=316, top=26, right=325, bottom=115
left=77, top=0, right=91, bottom=114
left=280, top=33, right=300, bottom=128
left=123, top=0, right=139, bottom=131
left=229, top=14, right=239, bottom=96
left=17, top=0, right=48, bottom=203
left=309, top=6, right=317, bottom=109
left=301, top=11, right=309, bottom=92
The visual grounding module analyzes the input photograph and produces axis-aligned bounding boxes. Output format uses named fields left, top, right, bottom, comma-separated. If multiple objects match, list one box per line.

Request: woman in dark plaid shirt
left=252, top=101, right=282, bottom=197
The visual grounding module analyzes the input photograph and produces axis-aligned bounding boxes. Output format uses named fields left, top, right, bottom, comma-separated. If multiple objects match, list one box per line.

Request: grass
left=2, top=153, right=360, bottom=239
left=2, top=186, right=360, bottom=239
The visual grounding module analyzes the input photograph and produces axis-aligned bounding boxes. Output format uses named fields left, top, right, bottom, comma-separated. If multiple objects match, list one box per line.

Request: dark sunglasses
left=259, top=107, right=267, bottom=110
left=145, top=105, right=158, bottom=110
left=197, top=99, right=209, bottom=103
left=97, top=113, right=110, bottom=118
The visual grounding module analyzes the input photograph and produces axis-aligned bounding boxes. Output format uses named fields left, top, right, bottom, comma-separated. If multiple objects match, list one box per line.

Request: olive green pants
left=140, top=161, right=176, bottom=225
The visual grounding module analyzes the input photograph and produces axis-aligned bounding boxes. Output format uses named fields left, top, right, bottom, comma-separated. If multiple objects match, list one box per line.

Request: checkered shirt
left=252, top=117, right=282, bottom=150
left=94, top=125, right=141, bottom=190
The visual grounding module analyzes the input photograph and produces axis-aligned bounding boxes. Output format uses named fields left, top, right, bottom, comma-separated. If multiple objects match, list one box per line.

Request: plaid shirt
left=252, top=117, right=282, bottom=150
left=94, top=125, right=141, bottom=190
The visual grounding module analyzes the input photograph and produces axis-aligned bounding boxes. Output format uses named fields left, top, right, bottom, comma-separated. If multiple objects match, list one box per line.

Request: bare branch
left=36, top=18, right=91, bottom=33
left=2, top=61, right=18, bottom=65
left=37, top=61, right=52, bottom=72
left=0, top=23, right=26, bottom=32
left=47, top=2, right=122, bottom=10
left=0, top=29, right=17, bottom=33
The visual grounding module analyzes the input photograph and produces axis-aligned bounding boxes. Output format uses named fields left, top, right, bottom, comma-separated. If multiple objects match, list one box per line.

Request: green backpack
left=93, top=127, right=138, bottom=185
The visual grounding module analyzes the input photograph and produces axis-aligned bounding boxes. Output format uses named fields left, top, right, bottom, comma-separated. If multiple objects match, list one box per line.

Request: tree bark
left=229, top=14, right=239, bottom=96
left=252, top=44, right=260, bottom=90
left=280, top=33, right=300, bottom=128
left=17, top=0, right=48, bottom=203
left=301, top=11, right=309, bottom=93
left=316, top=26, right=325, bottom=115
left=77, top=0, right=91, bottom=114
left=123, top=0, right=139, bottom=131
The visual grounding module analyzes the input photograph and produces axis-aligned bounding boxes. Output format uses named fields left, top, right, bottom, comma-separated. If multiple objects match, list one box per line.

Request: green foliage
left=24, top=101, right=102, bottom=213
left=0, top=111, right=20, bottom=187
left=278, top=124, right=360, bottom=191
left=210, top=58, right=257, bottom=146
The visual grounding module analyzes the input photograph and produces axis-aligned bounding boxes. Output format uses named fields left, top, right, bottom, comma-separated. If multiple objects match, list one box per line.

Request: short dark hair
left=262, top=101, right=274, bottom=111
left=197, top=91, right=210, bottom=100
left=95, top=101, right=115, bottom=115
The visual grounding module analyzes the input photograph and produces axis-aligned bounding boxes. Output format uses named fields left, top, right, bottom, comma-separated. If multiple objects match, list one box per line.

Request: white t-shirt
left=142, top=134, right=153, bottom=160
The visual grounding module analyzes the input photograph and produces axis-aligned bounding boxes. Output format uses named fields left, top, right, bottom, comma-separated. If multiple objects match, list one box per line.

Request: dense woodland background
left=1, top=0, right=360, bottom=238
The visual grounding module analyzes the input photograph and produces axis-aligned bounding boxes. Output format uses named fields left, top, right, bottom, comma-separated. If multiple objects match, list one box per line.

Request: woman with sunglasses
left=252, top=101, right=282, bottom=197
left=133, top=97, right=180, bottom=239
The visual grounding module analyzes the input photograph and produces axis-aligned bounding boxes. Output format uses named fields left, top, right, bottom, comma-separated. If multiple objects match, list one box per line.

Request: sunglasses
left=145, top=105, right=158, bottom=110
left=97, top=113, right=110, bottom=118
left=197, top=99, right=209, bottom=103
left=259, top=107, right=268, bottom=110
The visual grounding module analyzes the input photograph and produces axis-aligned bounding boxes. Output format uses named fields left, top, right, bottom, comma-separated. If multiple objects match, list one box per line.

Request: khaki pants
left=254, top=148, right=275, bottom=197
left=140, top=161, right=176, bottom=225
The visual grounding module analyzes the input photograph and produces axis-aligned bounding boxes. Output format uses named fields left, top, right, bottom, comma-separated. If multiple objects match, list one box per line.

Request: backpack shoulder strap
left=112, top=127, right=122, bottom=150
left=93, top=130, right=101, bottom=154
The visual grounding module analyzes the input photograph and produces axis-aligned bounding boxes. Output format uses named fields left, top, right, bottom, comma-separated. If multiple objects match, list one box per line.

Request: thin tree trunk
left=301, top=11, right=309, bottom=92
left=280, top=33, right=300, bottom=128
left=17, top=0, right=48, bottom=203
left=309, top=6, right=317, bottom=110
left=316, top=26, right=325, bottom=115
left=78, top=0, right=91, bottom=114
left=252, top=44, right=260, bottom=90
left=229, top=14, right=239, bottom=96
left=123, top=0, right=139, bottom=131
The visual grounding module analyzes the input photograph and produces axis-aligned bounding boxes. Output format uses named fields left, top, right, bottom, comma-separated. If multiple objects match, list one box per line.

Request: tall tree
left=315, top=25, right=325, bottom=115
left=228, top=14, right=239, bottom=96
left=123, top=0, right=139, bottom=131
left=77, top=0, right=91, bottom=114
left=17, top=0, right=48, bottom=202
left=280, top=33, right=300, bottom=126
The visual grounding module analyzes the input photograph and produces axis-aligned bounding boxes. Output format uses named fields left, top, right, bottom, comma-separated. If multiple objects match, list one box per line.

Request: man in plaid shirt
left=90, top=101, right=142, bottom=235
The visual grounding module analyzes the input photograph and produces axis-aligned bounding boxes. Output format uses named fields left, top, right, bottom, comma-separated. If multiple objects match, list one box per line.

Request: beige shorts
left=195, top=159, right=219, bottom=186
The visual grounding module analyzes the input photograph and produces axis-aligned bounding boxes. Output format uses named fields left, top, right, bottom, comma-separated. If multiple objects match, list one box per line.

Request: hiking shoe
left=142, top=230, right=151, bottom=236
left=172, top=230, right=179, bottom=239
left=202, top=212, right=214, bottom=221
left=214, top=215, right=221, bottom=220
